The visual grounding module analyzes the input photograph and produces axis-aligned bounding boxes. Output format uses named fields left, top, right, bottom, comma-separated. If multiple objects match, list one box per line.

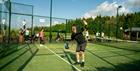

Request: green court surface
left=0, top=42, right=140, bottom=71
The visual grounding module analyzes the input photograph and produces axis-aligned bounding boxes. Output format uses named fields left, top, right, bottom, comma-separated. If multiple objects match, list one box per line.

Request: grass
left=0, top=42, right=140, bottom=71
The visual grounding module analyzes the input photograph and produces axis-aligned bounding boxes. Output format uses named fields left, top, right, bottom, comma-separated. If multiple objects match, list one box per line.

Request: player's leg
left=80, top=42, right=87, bottom=67
left=25, top=35, right=28, bottom=43
left=76, top=52, right=80, bottom=63
left=40, top=37, right=42, bottom=44
left=75, top=44, right=81, bottom=64
left=42, top=37, right=44, bottom=44
left=80, top=51, right=85, bottom=67
left=81, top=51, right=85, bottom=62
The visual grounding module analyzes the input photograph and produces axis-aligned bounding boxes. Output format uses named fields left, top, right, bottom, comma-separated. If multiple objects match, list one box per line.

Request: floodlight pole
left=65, top=19, right=68, bottom=42
left=31, top=5, right=34, bottom=36
left=120, top=27, right=123, bottom=39
left=0, top=4, right=1, bottom=33
left=49, top=0, right=52, bottom=43
left=116, top=5, right=122, bottom=41
left=8, top=1, right=11, bottom=43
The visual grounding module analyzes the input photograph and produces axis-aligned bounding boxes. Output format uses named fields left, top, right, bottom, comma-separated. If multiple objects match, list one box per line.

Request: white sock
left=82, top=59, right=85, bottom=62
left=77, top=60, right=80, bottom=63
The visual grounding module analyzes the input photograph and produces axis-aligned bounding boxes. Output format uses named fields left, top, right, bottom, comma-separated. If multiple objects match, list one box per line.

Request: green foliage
left=33, top=12, right=140, bottom=39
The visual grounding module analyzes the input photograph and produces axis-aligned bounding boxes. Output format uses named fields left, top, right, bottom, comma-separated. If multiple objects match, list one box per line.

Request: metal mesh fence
left=0, top=0, right=10, bottom=43
left=10, top=2, right=33, bottom=43
left=11, top=2, right=33, bottom=15
left=33, top=15, right=68, bottom=43
left=0, top=1, right=69, bottom=44
left=1, top=1, right=139, bottom=44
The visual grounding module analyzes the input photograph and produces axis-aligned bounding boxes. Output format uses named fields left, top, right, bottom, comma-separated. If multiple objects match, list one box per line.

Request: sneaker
left=81, top=62, right=85, bottom=67
left=40, top=44, right=43, bottom=46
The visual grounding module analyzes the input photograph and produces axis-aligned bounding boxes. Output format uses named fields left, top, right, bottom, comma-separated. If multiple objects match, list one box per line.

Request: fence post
left=8, top=1, right=11, bottom=43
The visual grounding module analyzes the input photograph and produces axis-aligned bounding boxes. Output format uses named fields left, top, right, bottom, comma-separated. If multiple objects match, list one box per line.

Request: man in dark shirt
left=71, top=24, right=87, bottom=67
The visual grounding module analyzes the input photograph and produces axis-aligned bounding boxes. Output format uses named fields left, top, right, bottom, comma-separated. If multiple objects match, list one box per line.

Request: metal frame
left=8, top=1, right=11, bottom=43
left=0, top=1, right=71, bottom=43
left=49, top=0, right=53, bottom=43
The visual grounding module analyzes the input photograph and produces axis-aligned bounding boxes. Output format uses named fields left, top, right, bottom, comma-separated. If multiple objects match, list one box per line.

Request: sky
left=0, top=0, right=140, bottom=28
left=10, top=0, right=140, bottom=19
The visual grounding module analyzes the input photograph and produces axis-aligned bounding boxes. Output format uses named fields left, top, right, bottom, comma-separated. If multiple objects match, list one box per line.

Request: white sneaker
left=40, top=44, right=43, bottom=46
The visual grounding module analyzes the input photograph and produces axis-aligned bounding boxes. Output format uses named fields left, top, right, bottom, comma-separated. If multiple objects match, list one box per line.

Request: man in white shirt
left=24, top=29, right=30, bottom=42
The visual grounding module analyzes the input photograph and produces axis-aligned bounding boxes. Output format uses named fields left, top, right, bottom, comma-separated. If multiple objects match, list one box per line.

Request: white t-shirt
left=36, top=33, right=39, bottom=37
left=25, top=30, right=29, bottom=36
left=101, top=32, right=104, bottom=37
left=85, top=31, right=89, bottom=37
left=96, top=32, right=100, bottom=37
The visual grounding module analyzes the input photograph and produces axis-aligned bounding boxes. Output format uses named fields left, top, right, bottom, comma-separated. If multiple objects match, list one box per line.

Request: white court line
left=42, top=45, right=81, bottom=71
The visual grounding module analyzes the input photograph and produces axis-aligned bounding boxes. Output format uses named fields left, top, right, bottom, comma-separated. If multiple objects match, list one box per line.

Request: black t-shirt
left=71, top=32, right=86, bottom=44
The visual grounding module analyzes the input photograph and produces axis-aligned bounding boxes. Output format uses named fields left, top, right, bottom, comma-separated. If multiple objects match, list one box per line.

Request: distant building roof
left=125, top=27, right=140, bottom=32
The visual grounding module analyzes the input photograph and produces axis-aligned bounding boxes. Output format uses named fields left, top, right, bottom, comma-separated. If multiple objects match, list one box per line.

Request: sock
left=77, top=60, right=80, bottom=63
left=82, top=59, right=84, bottom=62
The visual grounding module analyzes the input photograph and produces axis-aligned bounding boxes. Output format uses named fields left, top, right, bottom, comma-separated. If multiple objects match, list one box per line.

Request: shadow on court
left=95, top=60, right=140, bottom=71
left=86, top=49, right=140, bottom=71
left=63, top=50, right=77, bottom=71
left=86, top=49, right=116, bottom=67
left=0, top=43, right=38, bottom=71
left=64, top=51, right=76, bottom=63
left=95, top=42, right=140, bottom=52
left=0, top=44, right=27, bottom=59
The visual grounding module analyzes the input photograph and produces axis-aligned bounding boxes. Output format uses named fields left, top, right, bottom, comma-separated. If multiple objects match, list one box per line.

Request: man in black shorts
left=71, top=24, right=87, bottom=67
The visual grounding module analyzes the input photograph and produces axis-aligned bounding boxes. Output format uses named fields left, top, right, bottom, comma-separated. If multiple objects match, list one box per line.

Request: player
left=71, top=24, right=87, bottom=67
